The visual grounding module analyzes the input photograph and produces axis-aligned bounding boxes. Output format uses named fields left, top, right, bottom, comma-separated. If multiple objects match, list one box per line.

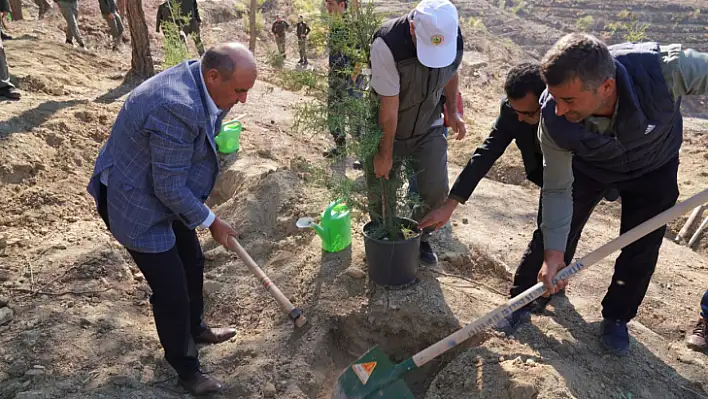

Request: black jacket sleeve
left=156, top=3, right=166, bottom=33
left=448, top=99, right=516, bottom=204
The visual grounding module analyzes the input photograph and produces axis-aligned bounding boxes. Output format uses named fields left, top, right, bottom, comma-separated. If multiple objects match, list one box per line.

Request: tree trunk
left=8, top=0, right=22, bottom=21
left=126, top=0, right=154, bottom=77
left=248, top=0, right=256, bottom=52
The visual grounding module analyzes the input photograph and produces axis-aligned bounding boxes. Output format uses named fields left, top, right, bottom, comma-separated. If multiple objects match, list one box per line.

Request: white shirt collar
left=199, top=62, right=222, bottom=118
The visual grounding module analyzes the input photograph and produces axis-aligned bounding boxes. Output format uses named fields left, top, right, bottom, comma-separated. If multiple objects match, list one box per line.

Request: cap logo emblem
left=431, top=34, right=444, bottom=45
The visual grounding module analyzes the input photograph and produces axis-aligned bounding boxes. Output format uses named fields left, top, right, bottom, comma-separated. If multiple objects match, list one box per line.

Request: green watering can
left=214, top=119, right=242, bottom=154
left=296, top=200, right=352, bottom=252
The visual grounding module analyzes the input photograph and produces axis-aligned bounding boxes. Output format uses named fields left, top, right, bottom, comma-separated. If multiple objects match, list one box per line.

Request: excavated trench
left=320, top=256, right=511, bottom=398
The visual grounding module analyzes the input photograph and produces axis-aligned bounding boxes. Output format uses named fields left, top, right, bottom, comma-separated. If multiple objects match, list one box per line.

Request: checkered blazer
left=87, top=60, right=226, bottom=253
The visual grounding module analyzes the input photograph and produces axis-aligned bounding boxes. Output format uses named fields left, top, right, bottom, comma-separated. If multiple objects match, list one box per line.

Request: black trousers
left=98, top=184, right=206, bottom=378
left=510, top=157, right=679, bottom=322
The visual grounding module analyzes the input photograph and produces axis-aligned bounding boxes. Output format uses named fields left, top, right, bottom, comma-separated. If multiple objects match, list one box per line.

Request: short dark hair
left=504, top=62, right=546, bottom=100
left=201, top=48, right=236, bottom=80
left=331, top=0, right=348, bottom=10
left=540, top=33, right=616, bottom=91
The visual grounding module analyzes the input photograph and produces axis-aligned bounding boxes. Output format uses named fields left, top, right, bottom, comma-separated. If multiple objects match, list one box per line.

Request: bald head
left=201, top=42, right=256, bottom=80
left=201, top=43, right=257, bottom=110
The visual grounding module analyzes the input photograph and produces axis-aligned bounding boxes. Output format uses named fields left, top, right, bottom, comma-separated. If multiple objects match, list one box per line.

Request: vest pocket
left=397, top=59, right=428, bottom=110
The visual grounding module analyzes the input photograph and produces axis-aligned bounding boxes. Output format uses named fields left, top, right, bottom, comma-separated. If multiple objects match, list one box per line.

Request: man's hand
left=209, top=217, right=239, bottom=249
left=108, top=12, right=115, bottom=20
left=538, top=249, right=568, bottom=295
left=373, top=150, right=393, bottom=179
left=446, top=111, right=466, bottom=140
left=419, top=199, right=459, bottom=231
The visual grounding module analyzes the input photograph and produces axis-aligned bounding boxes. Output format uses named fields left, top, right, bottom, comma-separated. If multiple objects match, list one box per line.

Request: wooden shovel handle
left=226, top=236, right=299, bottom=316
left=411, top=188, right=708, bottom=367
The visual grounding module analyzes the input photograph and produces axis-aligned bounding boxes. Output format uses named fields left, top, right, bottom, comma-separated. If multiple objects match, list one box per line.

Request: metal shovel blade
left=296, top=217, right=315, bottom=229
left=331, top=346, right=414, bottom=399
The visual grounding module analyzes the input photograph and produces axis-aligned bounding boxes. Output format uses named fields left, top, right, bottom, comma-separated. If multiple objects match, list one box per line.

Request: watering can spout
left=312, top=222, right=326, bottom=238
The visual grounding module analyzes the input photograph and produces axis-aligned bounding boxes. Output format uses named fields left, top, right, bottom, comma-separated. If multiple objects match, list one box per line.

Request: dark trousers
left=511, top=157, right=679, bottom=322
left=181, top=18, right=205, bottom=56
left=98, top=184, right=206, bottom=377
left=700, top=289, right=708, bottom=319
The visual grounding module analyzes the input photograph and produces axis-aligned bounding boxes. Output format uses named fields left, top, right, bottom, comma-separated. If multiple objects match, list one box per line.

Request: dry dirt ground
left=1, top=0, right=708, bottom=398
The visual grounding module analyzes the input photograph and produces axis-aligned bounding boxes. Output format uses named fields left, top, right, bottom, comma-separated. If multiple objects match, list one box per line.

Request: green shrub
left=576, top=15, right=593, bottom=31
left=161, top=0, right=191, bottom=69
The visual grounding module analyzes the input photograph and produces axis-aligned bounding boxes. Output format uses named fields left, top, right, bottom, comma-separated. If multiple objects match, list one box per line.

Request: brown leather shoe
left=180, top=372, right=224, bottom=396
left=194, top=327, right=237, bottom=345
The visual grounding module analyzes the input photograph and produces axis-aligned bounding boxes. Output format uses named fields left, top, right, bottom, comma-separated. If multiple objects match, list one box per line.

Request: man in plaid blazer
left=87, top=43, right=257, bottom=395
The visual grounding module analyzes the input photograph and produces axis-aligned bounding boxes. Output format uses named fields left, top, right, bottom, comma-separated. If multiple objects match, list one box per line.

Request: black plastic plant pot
left=363, top=217, right=421, bottom=288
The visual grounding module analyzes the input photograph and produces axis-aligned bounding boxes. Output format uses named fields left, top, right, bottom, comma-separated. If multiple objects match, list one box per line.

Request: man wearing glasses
left=419, top=62, right=546, bottom=232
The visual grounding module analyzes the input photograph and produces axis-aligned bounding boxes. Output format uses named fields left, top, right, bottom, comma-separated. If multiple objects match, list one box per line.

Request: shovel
left=332, top=188, right=708, bottom=399
left=225, top=237, right=308, bottom=328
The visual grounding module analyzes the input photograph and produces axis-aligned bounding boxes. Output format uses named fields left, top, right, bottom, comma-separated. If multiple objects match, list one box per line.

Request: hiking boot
left=1, top=32, right=12, bottom=40
left=419, top=241, right=438, bottom=265
left=352, top=160, right=363, bottom=170
left=600, top=319, right=630, bottom=356
left=180, top=372, right=224, bottom=395
left=686, top=318, right=708, bottom=350
left=0, top=87, right=20, bottom=100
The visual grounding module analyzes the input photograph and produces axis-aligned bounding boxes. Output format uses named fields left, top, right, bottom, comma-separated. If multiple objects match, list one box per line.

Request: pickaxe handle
left=226, top=236, right=308, bottom=328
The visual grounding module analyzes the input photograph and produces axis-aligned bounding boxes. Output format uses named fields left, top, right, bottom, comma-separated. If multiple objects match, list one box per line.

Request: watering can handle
left=324, top=199, right=342, bottom=219
left=410, top=188, right=708, bottom=368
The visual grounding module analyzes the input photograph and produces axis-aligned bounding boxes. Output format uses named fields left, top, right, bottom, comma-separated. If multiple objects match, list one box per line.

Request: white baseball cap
left=411, top=0, right=459, bottom=68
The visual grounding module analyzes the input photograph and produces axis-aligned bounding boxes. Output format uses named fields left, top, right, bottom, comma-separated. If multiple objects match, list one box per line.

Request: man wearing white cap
left=367, top=0, right=465, bottom=264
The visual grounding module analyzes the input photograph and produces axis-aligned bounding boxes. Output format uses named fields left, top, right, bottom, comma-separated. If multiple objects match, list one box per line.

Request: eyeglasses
left=506, top=102, right=540, bottom=117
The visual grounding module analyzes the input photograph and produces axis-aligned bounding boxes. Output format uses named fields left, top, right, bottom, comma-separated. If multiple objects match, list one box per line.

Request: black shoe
left=352, top=160, right=363, bottom=170
left=1, top=32, right=12, bottom=40
left=0, top=87, right=20, bottom=100
left=420, top=241, right=438, bottom=265
left=530, top=289, right=565, bottom=314
left=494, top=307, right=532, bottom=333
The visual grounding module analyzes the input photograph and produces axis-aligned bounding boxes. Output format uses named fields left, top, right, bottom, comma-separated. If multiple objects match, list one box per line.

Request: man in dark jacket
left=518, top=33, right=708, bottom=357
left=271, top=16, right=289, bottom=57
left=156, top=0, right=204, bottom=55
left=296, top=16, right=310, bottom=65
left=419, top=62, right=546, bottom=231
left=99, top=0, right=124, bottom=50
